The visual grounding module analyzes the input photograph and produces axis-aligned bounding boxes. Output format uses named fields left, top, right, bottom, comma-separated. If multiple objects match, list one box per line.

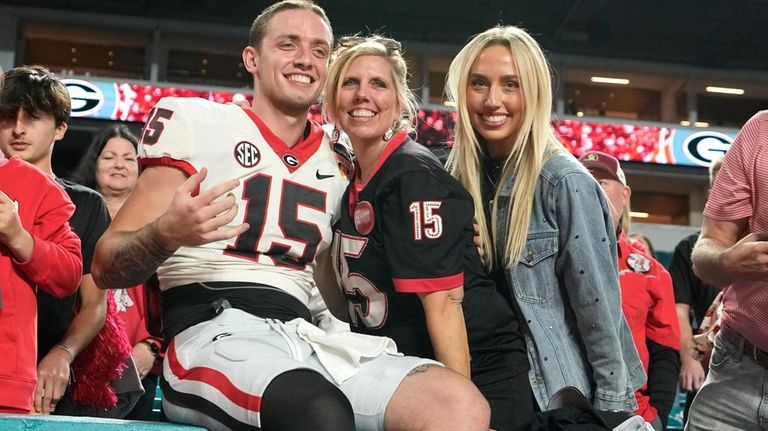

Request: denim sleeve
left=553, top=171, right=634, bottom=410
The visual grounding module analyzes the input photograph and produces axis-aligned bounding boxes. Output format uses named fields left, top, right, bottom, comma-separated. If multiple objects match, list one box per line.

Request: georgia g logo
left=283, top=154, right=300, bottom=167
left=62, top=79, right=104, bottom=117
left=234, top=141, right=260, bottom=168
left=683, top=131, right=733, bottom=167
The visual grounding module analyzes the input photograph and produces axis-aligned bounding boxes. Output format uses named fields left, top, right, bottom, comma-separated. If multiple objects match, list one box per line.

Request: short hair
left=0, top=65, right=71, bottom=126
left=249, top=0, right=332, bottom=49
left=323, top=35, right=418, bottom=135
left=71, top=124, right=139, bottom=191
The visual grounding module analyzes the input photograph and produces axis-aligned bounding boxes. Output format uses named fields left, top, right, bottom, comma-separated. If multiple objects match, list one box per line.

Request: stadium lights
left=680, top=120, right=710, bottom=128
left=705, top=86, right=744, bottom=95
left=590, top=76, right=630, bottom=85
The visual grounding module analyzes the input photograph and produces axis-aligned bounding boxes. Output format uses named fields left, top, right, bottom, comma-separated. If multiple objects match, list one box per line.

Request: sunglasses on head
left=337, top=36, right=402, bottom=53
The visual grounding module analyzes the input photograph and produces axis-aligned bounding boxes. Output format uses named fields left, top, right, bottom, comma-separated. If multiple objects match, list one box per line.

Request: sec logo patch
left=234, top=141, right=260, bottom=167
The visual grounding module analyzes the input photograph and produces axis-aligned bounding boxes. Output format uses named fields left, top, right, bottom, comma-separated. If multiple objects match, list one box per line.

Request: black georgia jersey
left=332, top=136, right=522, bottom=377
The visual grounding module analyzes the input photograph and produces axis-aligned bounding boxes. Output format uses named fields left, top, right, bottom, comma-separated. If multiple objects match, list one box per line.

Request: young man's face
left=0, top=109, right=66, bottom=168
left=243, top=9, right=332, bottom=115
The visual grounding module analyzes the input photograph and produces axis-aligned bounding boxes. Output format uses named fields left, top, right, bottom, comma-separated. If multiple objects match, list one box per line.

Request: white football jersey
left=139, top=97, right=347, bottom=306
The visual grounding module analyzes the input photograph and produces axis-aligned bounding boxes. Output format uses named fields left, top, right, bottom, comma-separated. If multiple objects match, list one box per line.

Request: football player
left=92, top=1, right=489, bottom=430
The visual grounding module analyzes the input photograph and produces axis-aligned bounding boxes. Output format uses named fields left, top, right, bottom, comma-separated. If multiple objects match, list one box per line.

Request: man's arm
left=92, top=166, right=247, bottom=289
left=34, top=275, right=106, bottom=414
left=646, top=339, right=680, bottom=429
left=0, top=190, right=35, bottom=261
left=692, top=216, right=768, bottom=287
left=676, top=303, right=705, bottom=392
left=3, top=189, right=82, bottom=298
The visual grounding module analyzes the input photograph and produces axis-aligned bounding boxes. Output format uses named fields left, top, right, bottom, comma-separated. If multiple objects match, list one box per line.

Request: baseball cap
left=579, top=151, right=627, bottom=186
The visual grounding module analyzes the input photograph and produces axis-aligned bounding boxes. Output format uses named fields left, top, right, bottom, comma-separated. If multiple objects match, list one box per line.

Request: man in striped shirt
left=687, top=110, right=768, bottom=430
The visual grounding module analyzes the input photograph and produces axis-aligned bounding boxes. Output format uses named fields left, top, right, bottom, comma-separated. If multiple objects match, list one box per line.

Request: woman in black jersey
left=321, top=35, right=533, bottom=431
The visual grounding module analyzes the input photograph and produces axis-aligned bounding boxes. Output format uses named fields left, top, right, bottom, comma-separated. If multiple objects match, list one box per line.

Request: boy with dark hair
left=0, top=67, right=82, bottom=413
left=0, top=66, right=131, bottom=416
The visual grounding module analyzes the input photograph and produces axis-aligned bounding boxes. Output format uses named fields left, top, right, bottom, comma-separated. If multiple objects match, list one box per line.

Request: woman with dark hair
left=72, top=124, right=163, bottom=421
left=72, top=125, right=139, bottom=216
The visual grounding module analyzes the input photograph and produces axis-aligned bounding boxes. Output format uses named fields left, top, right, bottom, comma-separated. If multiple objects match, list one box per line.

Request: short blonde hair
left=322, top=36, right=417, bottom=135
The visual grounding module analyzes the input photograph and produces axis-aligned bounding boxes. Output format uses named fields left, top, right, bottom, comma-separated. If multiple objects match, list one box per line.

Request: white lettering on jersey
left=408, top=201, right=443, bottom=240
left=333, top=232, right=388, bottom=329
left=234, top=141, right=261, bottom=168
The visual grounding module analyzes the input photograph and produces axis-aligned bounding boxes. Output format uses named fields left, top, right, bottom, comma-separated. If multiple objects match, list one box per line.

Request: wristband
left=54, top=343, right=75, bottom=362
left=141, top=339, right=160, bottom=357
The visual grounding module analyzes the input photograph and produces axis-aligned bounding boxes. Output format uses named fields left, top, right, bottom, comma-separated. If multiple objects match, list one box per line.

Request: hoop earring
left=332, top=126, right=341, bottom=144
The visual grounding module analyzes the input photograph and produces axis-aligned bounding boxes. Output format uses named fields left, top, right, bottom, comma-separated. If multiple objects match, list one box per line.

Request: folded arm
left=692, top=216, right=768, bottom=287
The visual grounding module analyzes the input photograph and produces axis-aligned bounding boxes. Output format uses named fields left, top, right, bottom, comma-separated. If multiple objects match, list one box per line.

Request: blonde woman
left=445, top=25, right=645, bottom=417
left=322, top=35, right=532, bottom=430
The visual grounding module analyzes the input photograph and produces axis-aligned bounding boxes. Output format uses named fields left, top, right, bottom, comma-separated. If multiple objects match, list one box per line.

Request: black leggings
left=260, top=369, right=355, bottom=431
left=480, top=372, right=537, bottom=431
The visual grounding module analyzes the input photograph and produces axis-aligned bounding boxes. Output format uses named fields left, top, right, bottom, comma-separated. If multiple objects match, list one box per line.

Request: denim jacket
left=495, top=152, right=645, bottom=411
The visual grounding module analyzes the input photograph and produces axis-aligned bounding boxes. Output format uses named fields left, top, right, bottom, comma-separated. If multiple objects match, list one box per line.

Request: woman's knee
left=386, top=365, right=490, bottom=431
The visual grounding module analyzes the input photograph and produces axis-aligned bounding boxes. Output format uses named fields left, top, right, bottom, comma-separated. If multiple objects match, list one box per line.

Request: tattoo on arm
left=99, top=221, right=177, bottom=289
left=406, top=364, right=435, bottom=376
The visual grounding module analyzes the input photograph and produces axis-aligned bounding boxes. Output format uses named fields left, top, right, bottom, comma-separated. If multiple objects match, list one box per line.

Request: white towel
left=293, top=318, right=401, bottom=384
left=613, top=415, right=654, bottom=431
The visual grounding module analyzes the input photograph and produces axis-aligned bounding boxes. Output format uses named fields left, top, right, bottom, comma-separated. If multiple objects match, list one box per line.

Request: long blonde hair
left=445, top=26, right=565, bottom=268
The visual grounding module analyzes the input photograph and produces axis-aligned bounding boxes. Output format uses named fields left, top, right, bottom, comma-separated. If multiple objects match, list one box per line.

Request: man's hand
left=719, top=232, right=768, bottom=282
left=155, top=167, right=249, bottom=250
left=0, top=190, right=33, bottom=260
left=679, top=355, right=706, bottom=392
left=33, top=347, right=72, bottom=414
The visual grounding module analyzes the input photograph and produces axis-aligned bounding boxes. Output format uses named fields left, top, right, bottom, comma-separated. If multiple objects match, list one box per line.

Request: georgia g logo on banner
left=62, top=79, right=105, bottom=117
left=682, top=131, right=733, bottom=167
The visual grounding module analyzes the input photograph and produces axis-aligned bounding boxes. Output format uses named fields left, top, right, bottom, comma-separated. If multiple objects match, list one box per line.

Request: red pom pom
left=70, top=290, right=133, bottom=409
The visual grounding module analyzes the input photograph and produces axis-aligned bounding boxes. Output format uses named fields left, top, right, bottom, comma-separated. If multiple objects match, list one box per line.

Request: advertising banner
left=62, top=78, right=734, bottom=167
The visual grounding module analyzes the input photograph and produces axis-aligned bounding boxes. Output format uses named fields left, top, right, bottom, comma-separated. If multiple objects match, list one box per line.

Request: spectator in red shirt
left=580, top=150, right=681, bottom=430
left=0, top=66, right=132, bottom=416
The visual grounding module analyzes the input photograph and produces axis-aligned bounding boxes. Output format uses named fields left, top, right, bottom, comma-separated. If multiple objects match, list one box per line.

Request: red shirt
left=617, top=232, right=680, bottom=422
left=704, top=110, right=768, bottom=351
left=114, top=284, right=163, bottom=374
left=0, top=157, right=82, bottom=412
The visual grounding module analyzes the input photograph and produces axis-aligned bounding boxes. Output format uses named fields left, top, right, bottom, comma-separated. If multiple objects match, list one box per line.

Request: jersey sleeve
left=380, top=170, right=472, bottom=293
left=138, top=97, right=197, bottom=176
